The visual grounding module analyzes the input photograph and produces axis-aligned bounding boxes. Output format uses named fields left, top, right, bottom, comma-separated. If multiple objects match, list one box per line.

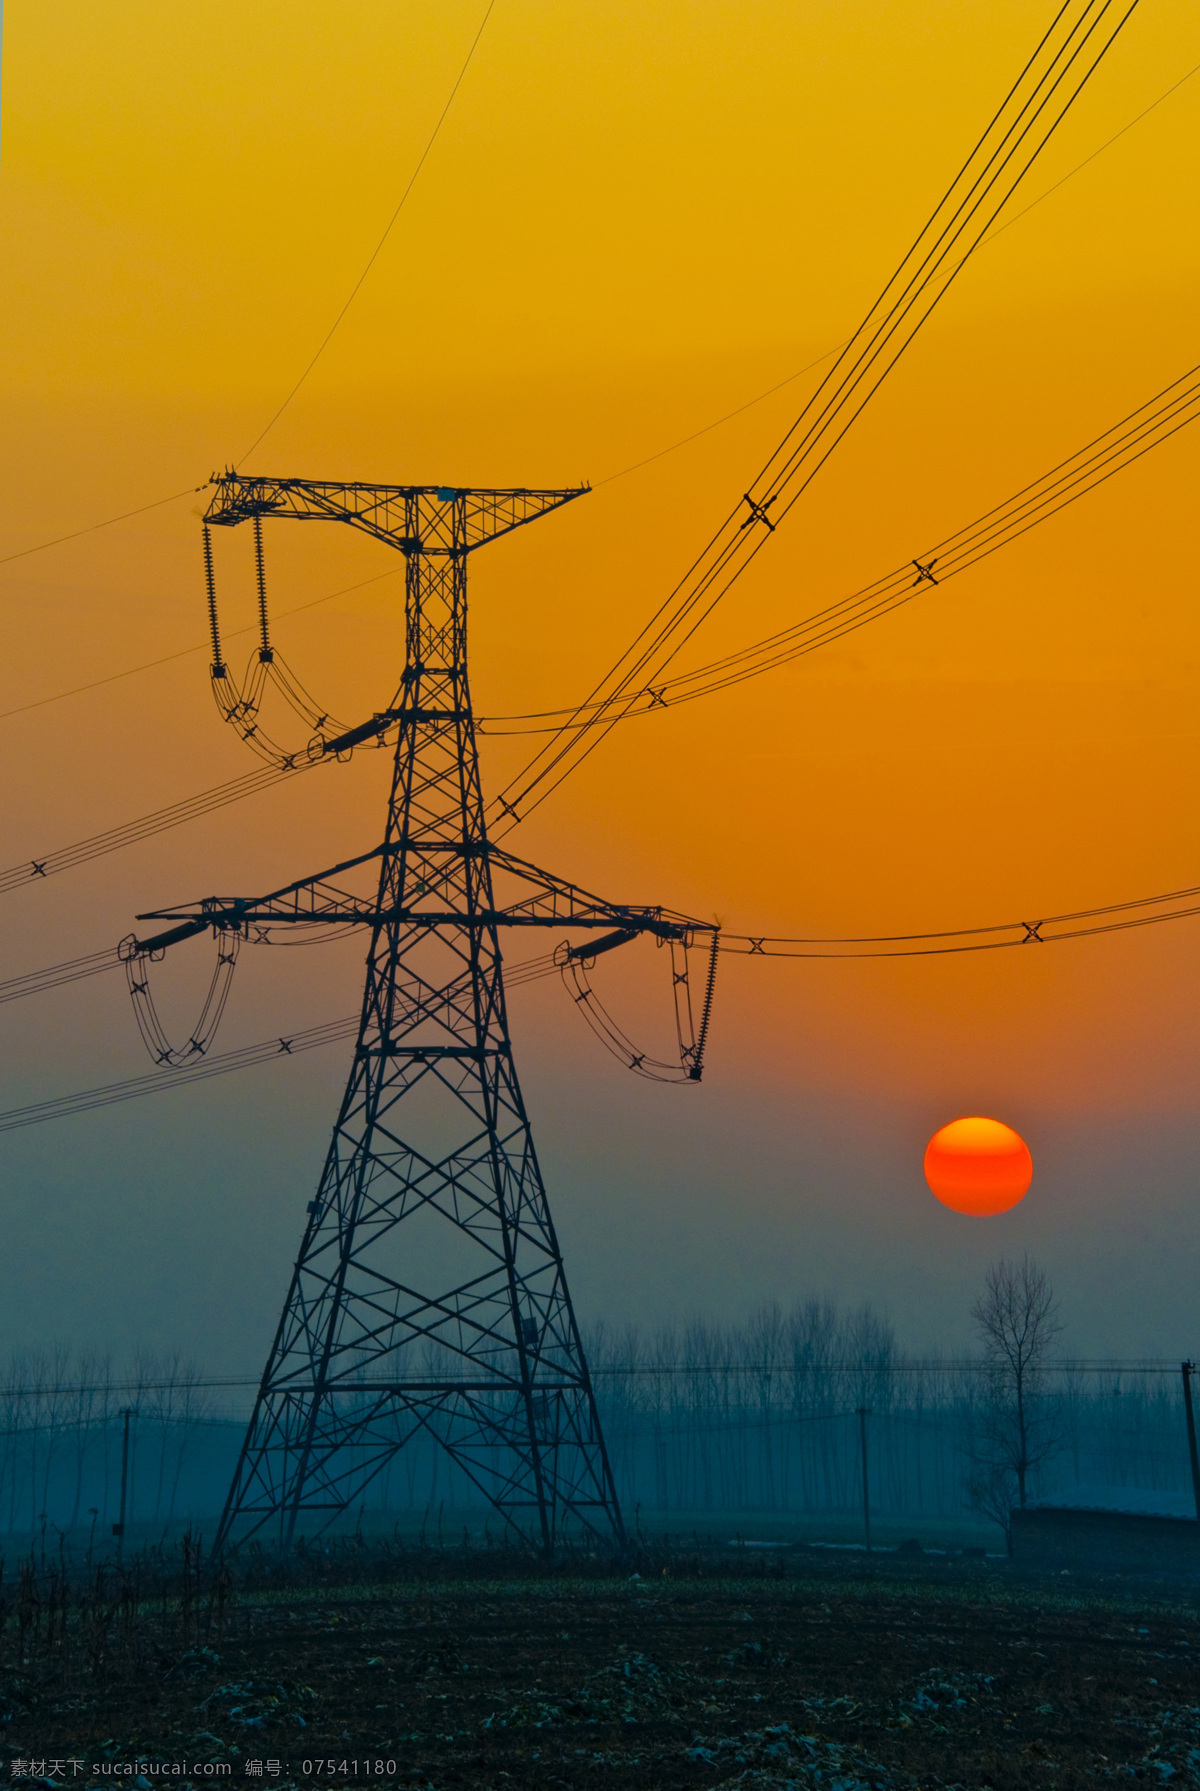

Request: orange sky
left=1, top=2, right=1199, bottom=1362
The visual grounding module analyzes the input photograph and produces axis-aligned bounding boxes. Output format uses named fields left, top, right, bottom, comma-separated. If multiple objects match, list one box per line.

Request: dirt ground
left=3, top=1551, right=1199, bottom=1789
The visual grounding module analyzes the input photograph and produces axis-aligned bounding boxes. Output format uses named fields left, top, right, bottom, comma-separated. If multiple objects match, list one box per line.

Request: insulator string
left=205, top=518, right=348, bottom=763
left=202, top=524, right=226, bottom=677
left=253, top=515, right=272, bottom=662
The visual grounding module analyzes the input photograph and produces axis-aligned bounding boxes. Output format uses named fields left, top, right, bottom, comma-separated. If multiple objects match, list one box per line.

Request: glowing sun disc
left=924, top=1116, right=1032, bottom=1217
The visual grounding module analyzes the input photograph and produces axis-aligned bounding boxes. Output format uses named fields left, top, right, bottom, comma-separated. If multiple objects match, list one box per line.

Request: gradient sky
left=1, top=2, right=1199, bottom=1371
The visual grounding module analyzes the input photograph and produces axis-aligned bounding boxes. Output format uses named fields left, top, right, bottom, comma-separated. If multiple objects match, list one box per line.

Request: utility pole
left=130, top=477, right=716, bottom=1557
left=1182, top=1362, right=1200, bottom=1521
left=112, top=1407, right=132, bottom=1559
left=857, top=1406, right=872, bottom=1552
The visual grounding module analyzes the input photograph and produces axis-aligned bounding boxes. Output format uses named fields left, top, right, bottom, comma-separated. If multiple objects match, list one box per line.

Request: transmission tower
left=130, top=476, right=713, bottom=1554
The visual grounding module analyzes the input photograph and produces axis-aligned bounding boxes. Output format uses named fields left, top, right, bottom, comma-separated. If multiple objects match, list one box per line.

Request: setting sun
left=923, top=1116, right=1033, bottom=1217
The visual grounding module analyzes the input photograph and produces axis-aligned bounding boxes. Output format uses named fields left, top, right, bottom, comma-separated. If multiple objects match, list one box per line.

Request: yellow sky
left=2, top=2, right=1200, bottom=1351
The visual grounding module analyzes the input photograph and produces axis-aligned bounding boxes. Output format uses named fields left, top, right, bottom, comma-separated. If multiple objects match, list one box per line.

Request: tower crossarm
left=203, top=475, right=589, bottom=555
left=129, top=843, right=707, bottom=952
left=128, top=842, right=391, bottom=954
left=487, top=846, right=709, bottom=943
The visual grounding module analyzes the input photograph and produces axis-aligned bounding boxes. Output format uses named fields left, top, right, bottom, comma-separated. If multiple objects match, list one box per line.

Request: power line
left=0, top=947, right=120, bottom=1008
left=7, top=46, right=1187, bottom=727
left=0, top=1359, right=1185, bottom=1400
left=0, top=760, right=314, bottom=896
left=8, top=850, right=1200, bottom=1040
left=0, top=485, right=203, bottom=569
left=721, top=877, right=1200, bottom=960
left=0, top=1014, right=360, bottom=1134
left=3, top=30, right=1183, bottom=594
left=239, top=0, right=498, bottom=464
left=978, top=53, right=1200, bottom=249
left=490, top=0, right=1143, bottom=831
left=7, top=862, right=1200, bottom=1131
left=6, top=348, right=1193, bottom=753
left=596, top=53, right=1200, bottom=492
left=0, top=16, right=1177, bottom=1086
left=483, top=364, right=1200, bottom=734
left=0, top=564, right=403, bottom=725
left=0, top=948, right=560, bottom=1134
left=0, top=361, right=1192, bottom=907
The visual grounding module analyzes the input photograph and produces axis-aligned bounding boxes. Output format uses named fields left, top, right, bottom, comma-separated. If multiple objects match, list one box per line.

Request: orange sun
left=923, top=1116, right=1032, bottom=1217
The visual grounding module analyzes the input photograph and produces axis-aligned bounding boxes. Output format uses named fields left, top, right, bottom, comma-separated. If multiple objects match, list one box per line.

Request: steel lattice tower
left=132, top=477, right=708, bottom=1555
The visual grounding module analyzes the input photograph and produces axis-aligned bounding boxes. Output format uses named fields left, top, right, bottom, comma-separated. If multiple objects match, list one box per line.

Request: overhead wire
left=0, top=38, right=1185, bottom=588
left=0, top=7, right=498, bottom=584
left=0, top=31, right=1185, bottom=569
left=0, top=563, right=403, bottom=725
left=595, top=53, right=1200, bottom=492
left=11, top=856, right=1200, bottom=1037
left=0, top=562, right=411, bottom=889
left=559, top=927, right=718, bottom=1083
left=4, top=37, right=1187, bottom=736
left=0, top=760, right=315, bottom=896
left=0, top=6, right=1182, bottom=1052
left=203, top=512, right=359, bottom=766
left=0, top=1015, right=361, bottom=1134
left=6, top=43, right=1189, bottom=724
left=488, top=0, right=1143, bottom=830
left=0, top=947, right=123, bottom=1007
left=0, top=1358, right=1181, bottom=1397
left=720, top=878, right=1200, bottom=960
left=126, top=931, right=241, bottom=1068
left=480, top=363, right=1200, bottom=733
left=1, top=356, right=1192, bottom=899
left=238, top=0, right=498, bottom=464
left=0, top=926, right=358, bottom=1013
left=0, top=945, right=561, bottom=1135
left=10, top=872, right=1200, bottom=1133
left=6, top=15, right=1195, bottom=1176
left=0, top=485, right=204, bottom=570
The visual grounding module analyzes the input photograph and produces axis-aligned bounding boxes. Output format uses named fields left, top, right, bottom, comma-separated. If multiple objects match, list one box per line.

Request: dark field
left=3, top=1546, right=1200, bottom=1789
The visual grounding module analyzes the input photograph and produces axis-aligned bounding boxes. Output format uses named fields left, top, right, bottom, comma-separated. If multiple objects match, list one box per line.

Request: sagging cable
left=204, top=517, right=349, bottom=764
left=557, top=926, right=719, bottom=1083
left=121, top=929, right=241, bottom=1067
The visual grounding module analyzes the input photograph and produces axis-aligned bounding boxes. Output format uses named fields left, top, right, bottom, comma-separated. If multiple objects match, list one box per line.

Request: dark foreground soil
left=3, top=1551, right=1199, bottom=1789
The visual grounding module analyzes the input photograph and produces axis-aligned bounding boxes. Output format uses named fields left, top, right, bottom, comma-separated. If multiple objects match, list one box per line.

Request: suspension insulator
left=254, top=515, right=273, bottom=665
left=203, top=525, right=227, bottom=679
left=688, top=929, right=721, bottom=1081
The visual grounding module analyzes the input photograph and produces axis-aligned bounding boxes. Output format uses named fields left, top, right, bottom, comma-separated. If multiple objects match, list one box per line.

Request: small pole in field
left=1182, top=1363, right=1200, bottom=1521
left=857, top=1406, right=872, bottom=1552
left=113, top=1407, right=132, bottom=1559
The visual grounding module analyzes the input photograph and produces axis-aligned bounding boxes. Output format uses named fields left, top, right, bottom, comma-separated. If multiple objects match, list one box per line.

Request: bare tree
left=968, top=1254, right=1063, bottom=1545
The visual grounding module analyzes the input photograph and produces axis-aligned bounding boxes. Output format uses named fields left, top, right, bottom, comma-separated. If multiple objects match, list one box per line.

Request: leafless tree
left=967, top=1254, right=1064, bottom=1546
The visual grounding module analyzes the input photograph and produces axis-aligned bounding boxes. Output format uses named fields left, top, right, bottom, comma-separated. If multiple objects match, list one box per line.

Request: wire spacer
left=741, top=494, right=775, bottom=532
